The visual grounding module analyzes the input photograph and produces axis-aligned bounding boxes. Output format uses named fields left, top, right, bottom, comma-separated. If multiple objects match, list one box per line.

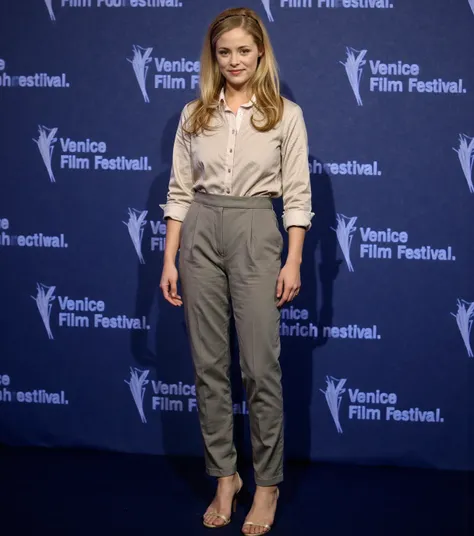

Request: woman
left=160, top=7, right=313, bottom=534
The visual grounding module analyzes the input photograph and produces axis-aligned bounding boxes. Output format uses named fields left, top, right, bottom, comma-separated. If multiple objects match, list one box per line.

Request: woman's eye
left=241, top=49, right=250, bottom=54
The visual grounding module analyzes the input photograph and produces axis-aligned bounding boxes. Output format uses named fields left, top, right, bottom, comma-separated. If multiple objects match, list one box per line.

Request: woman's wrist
left=164, top=252, right=177, bottom=264
left=285, top=255, right=302, bottom=266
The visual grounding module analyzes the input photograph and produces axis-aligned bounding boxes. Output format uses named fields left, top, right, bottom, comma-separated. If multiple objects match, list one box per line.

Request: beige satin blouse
left=162, top=90, right=314, bottom=231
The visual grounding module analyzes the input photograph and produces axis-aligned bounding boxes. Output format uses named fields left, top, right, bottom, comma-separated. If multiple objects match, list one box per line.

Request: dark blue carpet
left=0, top=446, right=472, bottom=535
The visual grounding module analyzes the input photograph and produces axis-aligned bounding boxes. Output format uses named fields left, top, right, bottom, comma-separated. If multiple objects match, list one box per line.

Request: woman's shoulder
left=181, top=99, right=200, bottom=117
left=280, top=96, right=303, bottom=118
left=278, top=97, right=305, bottom=130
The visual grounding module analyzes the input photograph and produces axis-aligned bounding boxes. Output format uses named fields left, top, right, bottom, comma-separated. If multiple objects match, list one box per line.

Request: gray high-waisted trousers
left=179, top=192, right=284, bottom=486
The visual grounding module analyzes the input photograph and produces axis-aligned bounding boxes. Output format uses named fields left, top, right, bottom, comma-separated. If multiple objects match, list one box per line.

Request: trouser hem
left=206, top=467, right=238, bottom=478
left=255, top=474, right=284, bottom=487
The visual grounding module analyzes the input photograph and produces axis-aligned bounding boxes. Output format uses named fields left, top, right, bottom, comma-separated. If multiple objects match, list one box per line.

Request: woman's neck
left=224, top=84, right=252, bottom=104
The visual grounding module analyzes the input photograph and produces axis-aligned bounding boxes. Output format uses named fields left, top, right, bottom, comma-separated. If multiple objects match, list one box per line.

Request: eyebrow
left=217, top=45, right=252, bottom=50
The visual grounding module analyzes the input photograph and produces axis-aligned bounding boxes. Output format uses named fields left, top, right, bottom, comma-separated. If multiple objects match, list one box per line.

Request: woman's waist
left=192, top=190, right=276, bottom=210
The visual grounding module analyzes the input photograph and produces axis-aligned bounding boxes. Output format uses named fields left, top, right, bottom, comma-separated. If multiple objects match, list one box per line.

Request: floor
left=0, top=445, right=472, bottom=535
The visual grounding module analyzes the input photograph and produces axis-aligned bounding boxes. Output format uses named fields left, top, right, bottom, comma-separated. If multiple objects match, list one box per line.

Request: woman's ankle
left=255, top=484, right=278, bottom=493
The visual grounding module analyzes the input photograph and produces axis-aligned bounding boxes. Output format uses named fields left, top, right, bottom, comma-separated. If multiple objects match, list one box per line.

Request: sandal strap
left=205, top=512, right=230, bottom=523
left=242, top=521, right=271, bottom=529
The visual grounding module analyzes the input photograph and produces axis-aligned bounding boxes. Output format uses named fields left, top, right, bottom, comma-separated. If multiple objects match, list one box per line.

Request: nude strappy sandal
left=241, top=488, right=279, bottom=535
left=202, top=472, right=243, bottom=529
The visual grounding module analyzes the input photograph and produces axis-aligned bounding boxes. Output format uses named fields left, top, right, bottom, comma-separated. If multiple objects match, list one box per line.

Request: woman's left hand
left=276, top=260, right=301, bottom=307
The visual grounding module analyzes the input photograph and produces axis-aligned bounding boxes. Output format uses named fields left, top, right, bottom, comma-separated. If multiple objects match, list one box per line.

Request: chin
left=224, top=75, right=251, bottom=87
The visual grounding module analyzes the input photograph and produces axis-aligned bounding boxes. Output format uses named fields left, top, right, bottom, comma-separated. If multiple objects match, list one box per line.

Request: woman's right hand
left=160, top=260, right=183, bottom=307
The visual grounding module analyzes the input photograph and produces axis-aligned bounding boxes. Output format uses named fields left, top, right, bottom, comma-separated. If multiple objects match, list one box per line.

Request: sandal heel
left=241, top=487, right=279, bottom=535
left=203, top=472, right=243, bottom=529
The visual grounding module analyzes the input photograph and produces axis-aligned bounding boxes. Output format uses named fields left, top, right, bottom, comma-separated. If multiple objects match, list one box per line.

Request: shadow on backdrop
left=276, top=82, right=341, bottom=500
left=130, top=110, right=214, bottom=500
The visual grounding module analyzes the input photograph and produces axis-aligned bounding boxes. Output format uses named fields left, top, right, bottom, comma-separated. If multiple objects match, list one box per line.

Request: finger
left=287, top=290, right=296, bottom=302
left=167, top=297, right=182, bottom=307
left=161, top=281, right=181, bottom=306
left=276, top=276, right=284, bottom=298
left=282, top=287, right=292, bottom=304
left=170, top=279, right=178, bottom=298
left=288, top=286, right=300, bottom=302
left=277, top=285, right=291, bottom=308
left=160, top=281, right=170, bottom=300
left=276, top=280, right=285, bottom=306
left=164, top=294, right=175, bottom=305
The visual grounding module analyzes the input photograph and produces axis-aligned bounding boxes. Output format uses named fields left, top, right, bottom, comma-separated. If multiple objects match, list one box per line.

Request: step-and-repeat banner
left=1, top=0, right=473, bottom=471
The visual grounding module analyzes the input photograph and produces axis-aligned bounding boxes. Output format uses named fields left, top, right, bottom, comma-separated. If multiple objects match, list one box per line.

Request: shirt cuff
left=282, top=209, right=315, bottom=232
left=160, top=203, right=190, bottom=222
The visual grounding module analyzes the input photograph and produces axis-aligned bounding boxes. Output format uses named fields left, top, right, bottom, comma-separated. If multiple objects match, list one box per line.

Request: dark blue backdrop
left=1, top=0, right=473, bottom=472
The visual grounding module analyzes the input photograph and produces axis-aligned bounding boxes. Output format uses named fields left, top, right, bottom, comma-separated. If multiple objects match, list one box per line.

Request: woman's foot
left=203, top=472, right=242, bottom=527
left=242, top=485, right=279, bottom=534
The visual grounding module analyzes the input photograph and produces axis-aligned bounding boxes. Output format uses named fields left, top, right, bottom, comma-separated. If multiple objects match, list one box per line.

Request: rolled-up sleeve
left=160, top=105, right=194, bottom=222
left=280, top=104, right=314, bottom=231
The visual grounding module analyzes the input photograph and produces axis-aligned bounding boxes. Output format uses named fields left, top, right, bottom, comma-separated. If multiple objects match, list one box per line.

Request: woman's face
left=215, top=27, right=262, bottom=91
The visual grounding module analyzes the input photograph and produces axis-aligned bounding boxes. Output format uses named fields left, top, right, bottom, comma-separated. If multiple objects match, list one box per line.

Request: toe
left=204, top=512, right=214, bottom=525
left=214, top=516, right=225, bottom=527
left=210, top=514, right=221, bottom=527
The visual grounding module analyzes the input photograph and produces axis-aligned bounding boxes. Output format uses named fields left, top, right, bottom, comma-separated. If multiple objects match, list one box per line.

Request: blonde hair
left=183, top=7, right=283, bottom=135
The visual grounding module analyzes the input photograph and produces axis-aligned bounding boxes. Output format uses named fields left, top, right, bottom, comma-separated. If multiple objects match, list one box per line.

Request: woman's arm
left=160, top=105, right=194, bottom=307
left=276, top=226, right=305, bottom=307
left=277, top=103, right=314, bottom=307
left=160, top=219, right=183, bottom=306
left=286, top=226, right=305, bottom=265
left=280, top=104, right=314, bottom=232
left=161, top=104, right=195, bottom=223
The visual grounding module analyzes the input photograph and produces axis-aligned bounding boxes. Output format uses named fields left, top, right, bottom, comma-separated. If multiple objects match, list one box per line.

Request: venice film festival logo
left=33, top=126, right=58, bottom=182
left=33, top=125, right=151, bottom=182
left=44, top=0, right=185, bottom=22
left=125, top=368, right=248, bottom=423
left=128, top=46, right=153, bottom=103
left=125, top=368, right=193, bottom=424
left=126, top=368, right=150, bottom=423
left=320, top=376, right=444, bottom=434
left=128, top=45, right=200, bottom=102
left=332, top=214, right=456, bottom=271
left=341, top=46, right=467, bottom=106
left=259, top=0, right=397, bottom=18
left=453, top=134, right=474, bottom=193
left=452, top=299, right=474, bottom=358
left=123, top=208, right=167, bottom=262
left=31, top=283, right=150, bottom=340
left=260, top=0, right=274, bottom=21
left=44, top=0, right=56, bottom=21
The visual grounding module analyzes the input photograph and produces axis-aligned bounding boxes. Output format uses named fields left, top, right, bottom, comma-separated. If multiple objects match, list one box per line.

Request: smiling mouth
left=229, top=70, right=243, bottom=74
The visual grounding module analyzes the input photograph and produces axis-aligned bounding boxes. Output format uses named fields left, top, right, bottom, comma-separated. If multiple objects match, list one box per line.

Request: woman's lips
left=229, top=70, right=243, bottom=75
